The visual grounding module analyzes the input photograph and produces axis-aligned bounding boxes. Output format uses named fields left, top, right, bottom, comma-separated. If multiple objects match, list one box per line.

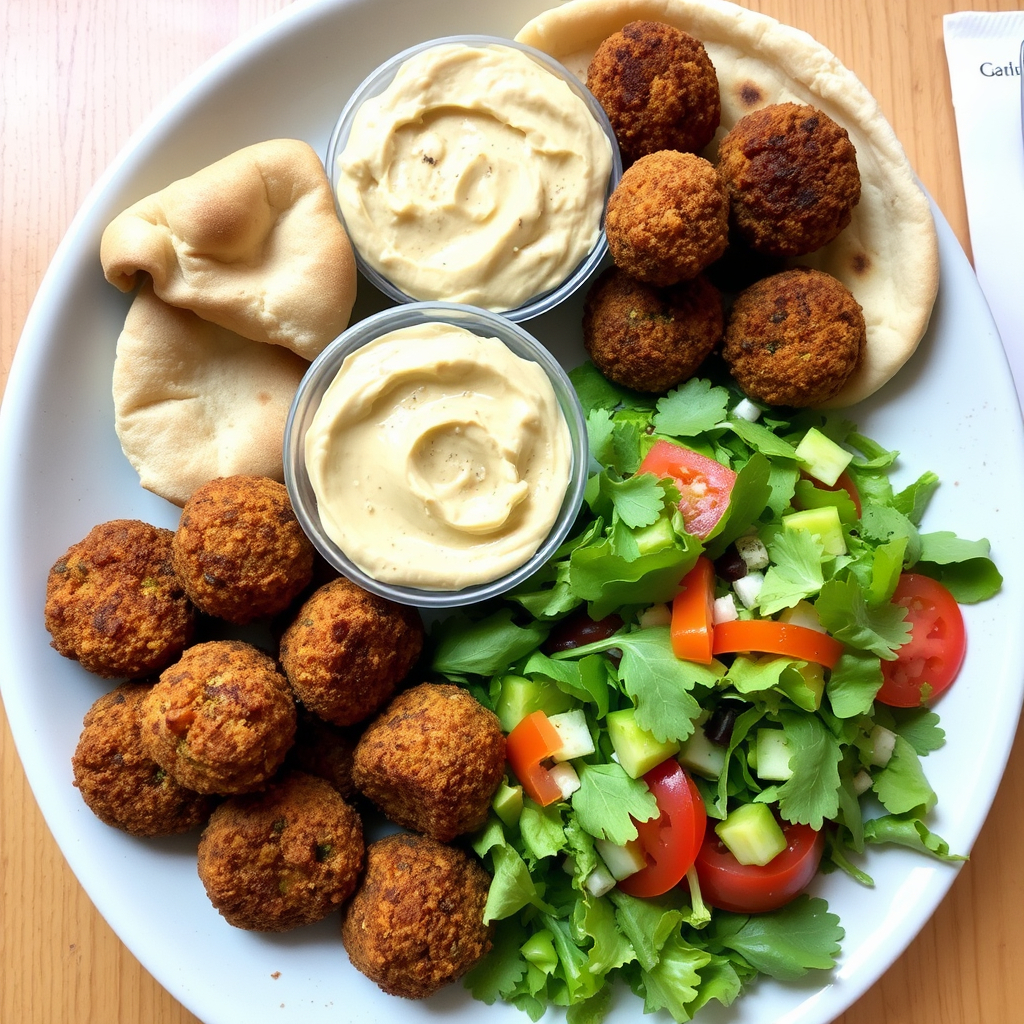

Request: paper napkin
left=944, top=11, right=1024, bottom=407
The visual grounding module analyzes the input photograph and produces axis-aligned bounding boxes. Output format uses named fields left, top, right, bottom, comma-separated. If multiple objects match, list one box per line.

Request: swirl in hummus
left=303, top=323, right=572, bottom=591
left=333, top=42, right=614, bottom=312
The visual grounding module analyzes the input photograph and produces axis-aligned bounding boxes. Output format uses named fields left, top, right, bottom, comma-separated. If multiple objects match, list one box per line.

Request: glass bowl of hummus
left=284, top=302, right=589, bottom=608
left=325, top=35, right=622, bottom=322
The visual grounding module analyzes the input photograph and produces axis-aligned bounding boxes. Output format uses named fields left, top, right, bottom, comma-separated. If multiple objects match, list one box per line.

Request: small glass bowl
left=283, top=302, right=589, bottom=609
left=324, top=34, right=622, bottom=322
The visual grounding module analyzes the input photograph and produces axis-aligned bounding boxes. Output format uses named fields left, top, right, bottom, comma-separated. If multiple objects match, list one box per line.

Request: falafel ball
left=72, top=682, right=215, bottom=836
left=717, top=101, right=861, bottom=258
left=352, top=683, right=505, bottom=843
left=140, top=639, right=297, bottom=795
left=605, top=151, right=729, bottom=286
left=45, top=519, right=195, bottom=679
left=171, top=475, right=314, bottom=625
left=197, top=770, right=364, bottom=931
left=587, top=21, right=720, bottom=165
left=278, top=577, right=424, bottom=728
left=341, top=832, right=492, bottom=999
left=722, top=267, right=866, bottom=407
left=286, top=704, right=361, bottom=801
left=583, top=266, right=723, bottom=393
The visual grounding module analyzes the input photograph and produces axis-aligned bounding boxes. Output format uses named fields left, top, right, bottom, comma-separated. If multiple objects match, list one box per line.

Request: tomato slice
left=670, top=557, right=715, bottom=664
left=637, top=440, right=736, bottom=540
left=617, top=760, right=706, bottom=898
left=694, top=817, right=824, bottom=913
left=506, top=710, right=563, bottom=807
left=877, top=573, right=966, bottom=707
left=711, top=618, right=844, bottom=670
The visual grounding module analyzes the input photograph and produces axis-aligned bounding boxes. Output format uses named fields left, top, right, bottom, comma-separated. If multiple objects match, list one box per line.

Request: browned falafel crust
left=72, top=682, right=215, bottom=836
left=171, top=475, right=314, bottom=625
left=352, top=683, right=506, bottom=843
left=341, top=832, right=492, bottom=999
left=583, top=266, right=723, bottom=393
left=278, top=577, right=424, bottom=728
left=140, top=639, right=296, bottom=795
left=586, top=20, right=720, bottom=165
left=722, top=267, right=866, bottom=407
left=285, top=704, right=361, bottom=801
left=197, top=770, right=363, bottom=931
left=45, top=519, right=195, bottom=679
left=717, top=101, right=861, bottom=258
left=605, top=150, right=729, bottom=287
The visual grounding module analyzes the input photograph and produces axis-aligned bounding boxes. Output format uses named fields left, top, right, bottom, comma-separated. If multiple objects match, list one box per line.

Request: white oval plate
left=2, top=2, right=1023, bottom=1023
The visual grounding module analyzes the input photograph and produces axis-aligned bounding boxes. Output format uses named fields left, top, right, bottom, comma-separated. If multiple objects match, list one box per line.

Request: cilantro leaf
left=871, top=735, right=937, bottom=814
left=601, top=473, right=666, bottom=529
left=777, top=712, right=842, bottom=829
left=483, top=842, right=556, bottom=922
left=609, top=889, right=684, bottom=972
left=918, top=558, right=1003, bottom=603
left=721, top=418, right=798, bottom=460
left=815, top=576, right=911, bottom=659
left=569, top=361, right=628, bottom=413
left=892, top=470, right=939, bottom=524
left=653, top=378, right=730, bottom=437
left=572, top=762, right=658, bottom=844
left=826, top=649, right=883, bottom=718
left=890, top=707, right=945, bottom=755
left=520, top=801, right=568, bottom=863
left=463, top=916, right=530, bottom=1003
left=714, top=896, right=844, bottom=981
left=863, top=813, right=966, bottom=862
left=758, top=528, right=825, bottom=615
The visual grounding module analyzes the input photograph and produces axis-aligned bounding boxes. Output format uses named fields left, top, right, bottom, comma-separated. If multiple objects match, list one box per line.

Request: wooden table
left=2, top=1, right=1022, bottom=1022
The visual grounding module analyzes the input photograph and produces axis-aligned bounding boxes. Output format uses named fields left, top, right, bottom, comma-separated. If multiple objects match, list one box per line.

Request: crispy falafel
left=583, top=266, right=723, bottom=393
left=722, top=267, right=866, bottom=407
left=172, top=475, right=314, bottom=625
left=140, top=639, right=296, bottom=795
left=45, top=519, right=195, bottom=679
left=717, top=101, right=861, bottom=258
left=278, top=577, right=424, bottom=728
left=586, top=20, right=720, bottom=165
left=72, top=682, right=215, bottom=836
left=341, top=832, right=492, bottom=999
left=197, top=770, right=364, bottom=931
left=605, top=151, right=729, bottom=286
left=352, top=683, right=505, bottom=843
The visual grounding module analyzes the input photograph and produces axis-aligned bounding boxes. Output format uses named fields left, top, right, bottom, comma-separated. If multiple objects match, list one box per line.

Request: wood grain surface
left=2, top=2, right=1022, bottom=1023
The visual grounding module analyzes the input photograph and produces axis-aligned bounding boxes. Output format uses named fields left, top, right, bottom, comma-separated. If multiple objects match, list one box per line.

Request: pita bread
left=112, top=281, right=309, bottom=507
left=100, top=139, right=357, bottom=362
left=516, top=0, right=939, bottom=408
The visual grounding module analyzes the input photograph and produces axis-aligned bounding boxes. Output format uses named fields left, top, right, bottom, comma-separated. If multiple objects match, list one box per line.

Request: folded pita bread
left=516, top=0, right=939, bottom=409
left=113, top=281, right=309, bottom=507
left=100, top=139, right=357, bottom=362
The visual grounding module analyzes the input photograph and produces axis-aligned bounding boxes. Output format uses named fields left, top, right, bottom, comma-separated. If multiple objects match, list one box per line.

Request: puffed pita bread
left=101, top=139, right=356, bottom=362
left=517, top=0, right=939, bottom=409
left=113, top=281, right=308, bottom=507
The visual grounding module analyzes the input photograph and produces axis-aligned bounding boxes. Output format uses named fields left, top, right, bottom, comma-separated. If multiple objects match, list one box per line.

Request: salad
left=429, top=362, right=1002, bottom=1024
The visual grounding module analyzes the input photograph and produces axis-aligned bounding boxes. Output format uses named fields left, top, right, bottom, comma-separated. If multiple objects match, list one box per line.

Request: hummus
left=334, top=42, right=613, bottom=312
left=304, top=323, right=573, bottom=591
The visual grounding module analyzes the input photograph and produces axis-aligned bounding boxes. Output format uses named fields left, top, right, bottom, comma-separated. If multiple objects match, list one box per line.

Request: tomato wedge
left=694, top=817, right=824, bottom=913
left=712, top=618, right=843, bottom=670
left=637, top=440, right=736, bottom=540
left=877, top=573, right=966, bottom=707
left=617, top=760, right=706, bottom=898
left=671, top=557, right=715, bottom=664
left=506, top=710, right=563, bottom=806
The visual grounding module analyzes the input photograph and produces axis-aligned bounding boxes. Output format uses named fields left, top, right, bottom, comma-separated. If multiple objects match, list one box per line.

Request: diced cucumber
left=595, top=838, right=647, bottom=881
left=783, top=506, right=847, bottom=556
left=794, top=427, right=853, bottom=487
left=755, top=729, right=794, bottom=781
left=715, top=803, right=787, bottom=866
left=606, top=708, right=681, bottom=779
left=585, top=863, right=617, bottom=897
left=493, top=674, right=573, bottom=733
left=633, top=515, right=676, bottom=556
left=677, top=726, right=727, bottom=780
left=492, top=780, right=524, bottom=828
left=548, top=709, right=596, bottom=762
left=868, top=724, right=897, bottom=767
